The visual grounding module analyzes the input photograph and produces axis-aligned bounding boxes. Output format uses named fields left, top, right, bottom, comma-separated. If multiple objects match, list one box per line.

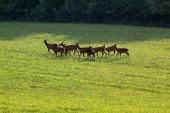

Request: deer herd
left=43, top=40, right=129, bottom=60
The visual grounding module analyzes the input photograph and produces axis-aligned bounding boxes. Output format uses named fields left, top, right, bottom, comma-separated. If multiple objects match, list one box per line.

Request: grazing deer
left=93, top=45, right=107, bottom=57
left=43, top=40, right=58, bottom=53
left=51, top=47, right=67, bottom=57
left=77, top=45, right=95, bottom=59
left=59, top=42, right=79, bottom=55
left=105, top=44, right=116, bottom=56
left=113, top=44, right=129, bottom=57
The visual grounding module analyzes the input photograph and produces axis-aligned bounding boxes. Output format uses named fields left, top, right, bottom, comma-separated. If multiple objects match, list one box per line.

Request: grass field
left=0, top=22, right=170, bottom=113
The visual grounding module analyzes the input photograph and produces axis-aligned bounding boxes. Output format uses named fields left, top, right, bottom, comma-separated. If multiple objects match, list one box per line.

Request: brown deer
left=105, top=44, right=116, bottom=56
left=93, top=45, right=107, bottom=57
left=77, top=45, right=95, bottom=59
left=86, top=46, right=95, bottom=60
left=51, top=47, right=68, bottom=57
left=59, top=42, right=79, bottom=55
left=43, top=40, right=58, bottom=53
left=113, top=44, right=129, bottom=57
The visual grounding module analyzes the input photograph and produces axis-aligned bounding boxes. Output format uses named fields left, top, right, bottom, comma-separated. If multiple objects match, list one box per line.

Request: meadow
left=0, top=22, right=170, bottom=113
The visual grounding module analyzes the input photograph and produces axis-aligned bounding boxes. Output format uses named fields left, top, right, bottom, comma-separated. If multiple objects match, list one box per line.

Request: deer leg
left=77, top=50, right=80, bottom=56
left=116, top=53, right=119, bottom=57
left=120, top=53, right=121, bottom=58
left=96, top=52, right=99, bottom=57
left=104, top=51, right=107, bottom=57
left=48, top=48, right=51, bottom=53
left=126, top=52, right=129, bottom=57
left=68, top=51, right=71, bottom=55
left=90, top=54, right=93, bottom=60
left=66, top=51, right=69, bottom=56
left=78, top=53, right=82, bottom=59
left=101, top=52, right=104, bottom=57
left=55, top=52, right=57, bottom=57
left=73, top=50, right=77, bottom=55
left=89, top=56, right=92, bottom=61
left=66, top=50, right=69, bottom=56
left=60, top=52, right=63, bottom=57
left=89, top=55, right=91, bottom=60
left=76, top=50, right=79, bottom=55
left=102, top=51, right=106, bottom=57
left=108, top=52, right=110, bottom=56
left=65, top=51, right=67, bottom=56
left=93, top=54, right=95, bottom=59
left=54, top=51, right=57, bottom=56
left=86, top=54, right=90, bottom=60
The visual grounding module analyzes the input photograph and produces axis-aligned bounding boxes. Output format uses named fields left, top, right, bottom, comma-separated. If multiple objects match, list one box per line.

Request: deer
left=43, top=40, right=58, bottom=53
left=93, top=45, right=107, bottom=57
left=86, top=46, right=95, bottom=60
left=113, top=44, right=129, bottom=57
left=105, top=44, right=116, bottom=56
left=77, top=45, right=95, bottom=60
left=51, top=46, right=68, bottom=57
left=59, top=42, right=79, bottom=55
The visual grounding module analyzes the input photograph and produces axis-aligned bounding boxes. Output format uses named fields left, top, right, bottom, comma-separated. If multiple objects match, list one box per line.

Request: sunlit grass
left=0, top=22, right=170, bottom=113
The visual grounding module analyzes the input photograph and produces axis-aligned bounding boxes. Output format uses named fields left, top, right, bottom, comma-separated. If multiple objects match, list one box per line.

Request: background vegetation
left=0, top=0, right=170, bottom=26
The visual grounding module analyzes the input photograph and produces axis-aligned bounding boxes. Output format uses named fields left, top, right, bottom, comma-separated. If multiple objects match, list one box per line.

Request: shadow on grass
left=0, top=22, right=170, bottom=43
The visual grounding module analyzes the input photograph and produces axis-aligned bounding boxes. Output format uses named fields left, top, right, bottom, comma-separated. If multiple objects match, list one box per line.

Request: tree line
left=0, top=0, right=170, bottom=26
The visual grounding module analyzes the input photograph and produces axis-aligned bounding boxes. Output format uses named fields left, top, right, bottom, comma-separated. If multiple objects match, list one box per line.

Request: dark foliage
left=0, top=0, right=170, bottom=26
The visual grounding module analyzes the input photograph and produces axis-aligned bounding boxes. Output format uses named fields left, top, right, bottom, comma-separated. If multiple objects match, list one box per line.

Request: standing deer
left=77, top=45, right=95, bottom=59
left=59, top=42, right=79, bottom=55
left=93, top=45, right=107, bottom=57
left=113, top=44, right=129, bottom=57
left=43, top=40, right=58, bottom=53
left=51, top=47, right=68, bottom=57
left=105, top=44, right=116, bottom=56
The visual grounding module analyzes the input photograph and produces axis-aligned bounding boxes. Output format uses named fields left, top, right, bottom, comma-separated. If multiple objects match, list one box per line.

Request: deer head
left=43, top=40, right=47, bottom=43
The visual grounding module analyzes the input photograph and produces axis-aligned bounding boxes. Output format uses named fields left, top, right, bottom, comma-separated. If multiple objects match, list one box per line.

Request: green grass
left=0, top=22, right=170, bottom=113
